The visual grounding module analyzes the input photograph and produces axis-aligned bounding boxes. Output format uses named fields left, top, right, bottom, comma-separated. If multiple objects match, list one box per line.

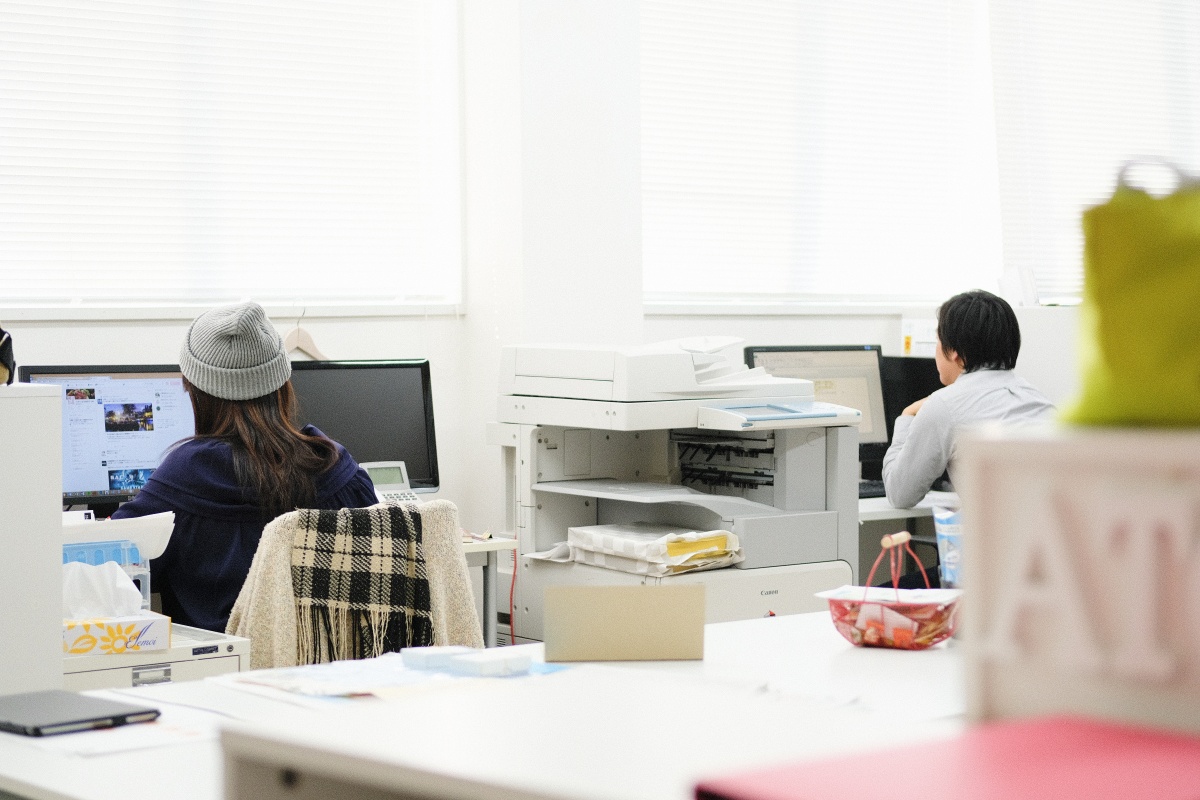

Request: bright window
left=642, top=0, right=1200, bottom=307
left=0, top=0, right=461, bottom=310
left=989, top=0, right=1200, bottom=304
left=641, top=0, right=1003, bottom=306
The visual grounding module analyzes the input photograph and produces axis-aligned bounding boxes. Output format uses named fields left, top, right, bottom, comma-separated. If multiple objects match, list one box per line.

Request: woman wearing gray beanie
left=112, top=302, right=378, bottom=632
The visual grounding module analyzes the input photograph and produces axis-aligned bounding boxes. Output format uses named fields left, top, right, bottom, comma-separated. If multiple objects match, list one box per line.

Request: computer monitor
left=289, top=360, right=440, bottom=492
left=744, top=344, right=888, bottom=445
left=21, top=358, right=441, bottom=504
left=878, top=355, right=942, bottom=444
left=18, top=364, right=195, bottom=505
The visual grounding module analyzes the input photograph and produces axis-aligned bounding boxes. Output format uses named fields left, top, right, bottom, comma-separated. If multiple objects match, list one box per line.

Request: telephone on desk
left=360, top=461, right=422, bottom=505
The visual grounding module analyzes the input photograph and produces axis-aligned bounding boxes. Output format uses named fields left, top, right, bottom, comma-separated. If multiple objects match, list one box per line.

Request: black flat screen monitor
left=744, top=345, right=889, bottom=453
left=18, top=364, right=194, bottom=504
left=288, top=360, right=440, bottom=492
left=878, top=355, right=942, bottom=444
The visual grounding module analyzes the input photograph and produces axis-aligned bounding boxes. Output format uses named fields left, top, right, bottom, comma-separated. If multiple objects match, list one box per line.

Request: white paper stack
left=399, top=646, right=476, bottom=670
left=561, top=522, right=743, bottom=577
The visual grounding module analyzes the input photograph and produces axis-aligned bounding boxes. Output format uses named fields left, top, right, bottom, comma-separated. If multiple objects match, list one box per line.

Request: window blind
left=989, top=0, right=1200, bottom=304
left=641, top=0, right=1004, bottom=305
left=0, top=0, right=461, bottom=308
left=643, top=0, right=1200, bottom=308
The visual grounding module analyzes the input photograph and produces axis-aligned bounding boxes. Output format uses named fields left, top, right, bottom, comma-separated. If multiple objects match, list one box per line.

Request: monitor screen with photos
left=18, top=364, right=194, bottom=504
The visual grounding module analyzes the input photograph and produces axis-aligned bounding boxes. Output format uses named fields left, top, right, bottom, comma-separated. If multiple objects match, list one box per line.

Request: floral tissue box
left=63, top=610, right=171, bottom=655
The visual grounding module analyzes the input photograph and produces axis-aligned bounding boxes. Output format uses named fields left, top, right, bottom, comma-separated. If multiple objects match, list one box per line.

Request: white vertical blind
left=641, top=0, right=1004, bottom=304
left=989, top=0, right=1200, bottom=304
left=643, top=0, right=1200, bottom=308
left=0, top=0, right=461, bottom=307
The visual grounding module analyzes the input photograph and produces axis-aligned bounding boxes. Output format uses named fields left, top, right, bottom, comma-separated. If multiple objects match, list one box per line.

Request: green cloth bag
left=1065, top=165, right=1200, bottom=426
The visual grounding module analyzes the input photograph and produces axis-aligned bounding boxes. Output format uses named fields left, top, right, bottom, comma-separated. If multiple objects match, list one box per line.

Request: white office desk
left=858, top=490, right=958, bottom=523
left=221, top=614, right=964, bottom=800
left=524, top=611, right=966, bottom=721
left=0, top=681, right=316, bottom=800
left=857, top=491, right=958, bottom=581
left=462, top=536, right=518, bottom=647
left=0, top=612, right=963, bottom=800
left=223, top=663, right=961, bottom=800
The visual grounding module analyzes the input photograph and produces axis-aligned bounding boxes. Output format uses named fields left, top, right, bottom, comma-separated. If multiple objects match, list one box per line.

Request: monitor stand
left=67, top=500, right=122, bottom=519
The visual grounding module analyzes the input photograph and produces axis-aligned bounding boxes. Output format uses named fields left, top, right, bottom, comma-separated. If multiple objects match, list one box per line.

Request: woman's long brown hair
left=185, top=378, right=339, bottom=520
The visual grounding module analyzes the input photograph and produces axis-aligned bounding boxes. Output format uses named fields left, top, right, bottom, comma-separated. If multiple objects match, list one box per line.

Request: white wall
left=454, top=0, right=643, bottom=533
left=517, top=0, right=643, bottom=346
left=1013, top=305, right=1080, bottom=408
left=0, top=1, right=1083, bottom=538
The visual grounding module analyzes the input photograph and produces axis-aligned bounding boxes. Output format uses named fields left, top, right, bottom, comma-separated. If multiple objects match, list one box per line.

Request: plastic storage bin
left=62, top=539, right=151, bottom=609
left=815, top=531, right=961, bottom=651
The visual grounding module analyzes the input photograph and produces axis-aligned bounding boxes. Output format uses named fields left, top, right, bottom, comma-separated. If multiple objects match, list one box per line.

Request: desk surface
left=549, top=611, right=965, bottom=720
left=858, top=490, right=959, bottom=522
left=0, top=612, right=963, bottom=800
left=461, top=536, right=518, bottom=555
left=223, top=661, right=960, bottom=800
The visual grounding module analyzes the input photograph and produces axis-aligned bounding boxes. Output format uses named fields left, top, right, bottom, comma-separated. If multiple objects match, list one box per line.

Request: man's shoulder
left=942, top=369, right=1020, bottom=399
left=917, top=383, right=957, bottom=415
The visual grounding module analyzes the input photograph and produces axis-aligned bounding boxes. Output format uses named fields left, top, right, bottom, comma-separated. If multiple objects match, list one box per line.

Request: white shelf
left=532, top=478, right=782, bottom=519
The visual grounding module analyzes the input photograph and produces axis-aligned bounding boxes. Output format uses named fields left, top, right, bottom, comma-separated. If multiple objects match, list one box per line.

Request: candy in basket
left=815, top=531, right=962, bottom=650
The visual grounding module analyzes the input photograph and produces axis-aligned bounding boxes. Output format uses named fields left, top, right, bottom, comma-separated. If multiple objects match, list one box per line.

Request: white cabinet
left=63, top=624, right=249, bottom=691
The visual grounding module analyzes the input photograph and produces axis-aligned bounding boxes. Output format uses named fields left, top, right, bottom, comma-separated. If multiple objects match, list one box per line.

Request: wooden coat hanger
left=282, top=323, right=328, bottom=360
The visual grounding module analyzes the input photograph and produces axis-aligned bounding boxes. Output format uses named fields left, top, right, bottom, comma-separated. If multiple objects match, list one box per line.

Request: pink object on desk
left=694, top=716, right=1200, bottom=800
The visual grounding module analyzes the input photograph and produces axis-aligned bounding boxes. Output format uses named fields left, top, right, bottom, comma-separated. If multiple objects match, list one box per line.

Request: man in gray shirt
left=882, top=290, right=1056, bottom=508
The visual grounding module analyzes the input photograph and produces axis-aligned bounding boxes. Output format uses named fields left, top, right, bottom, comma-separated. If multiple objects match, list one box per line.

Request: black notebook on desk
left=0, top=689, right=160, bottom=737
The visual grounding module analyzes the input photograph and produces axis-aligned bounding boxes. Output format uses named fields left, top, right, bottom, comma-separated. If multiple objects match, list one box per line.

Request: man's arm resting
left=881, top=406, right=951, bottom=508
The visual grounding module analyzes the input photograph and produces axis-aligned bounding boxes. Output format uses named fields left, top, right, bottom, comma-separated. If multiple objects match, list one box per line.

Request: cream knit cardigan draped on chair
left=227, top=499, right=483, bottom=670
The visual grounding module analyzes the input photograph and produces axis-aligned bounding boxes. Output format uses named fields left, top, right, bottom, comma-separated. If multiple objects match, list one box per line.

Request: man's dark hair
left=936, top=290, right=1020, bottom=372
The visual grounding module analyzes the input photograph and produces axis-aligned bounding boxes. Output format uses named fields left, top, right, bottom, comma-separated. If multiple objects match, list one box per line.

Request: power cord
left=507, top=548, right=517, bottom=645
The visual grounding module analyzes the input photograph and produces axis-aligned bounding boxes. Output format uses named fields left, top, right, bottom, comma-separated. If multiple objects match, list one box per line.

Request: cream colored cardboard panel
left=958, top=424, right=1200, bottom=733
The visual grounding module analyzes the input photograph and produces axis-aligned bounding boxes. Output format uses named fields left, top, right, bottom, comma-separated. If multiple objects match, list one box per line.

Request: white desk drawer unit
left=63, top=623, right=249, bottom=691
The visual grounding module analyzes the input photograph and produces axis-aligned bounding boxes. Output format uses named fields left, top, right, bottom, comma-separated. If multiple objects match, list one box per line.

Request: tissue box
left=63, top=610, right=171, bottom=655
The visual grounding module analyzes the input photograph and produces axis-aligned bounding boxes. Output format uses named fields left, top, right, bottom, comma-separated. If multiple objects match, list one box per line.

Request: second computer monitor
left=744, top=345, right=889, bottom=448
left=746, top=344, right=888, bottom=482
left=878, top=354, right=942, bottom=444
left=288, top=360, right=440, bottom=492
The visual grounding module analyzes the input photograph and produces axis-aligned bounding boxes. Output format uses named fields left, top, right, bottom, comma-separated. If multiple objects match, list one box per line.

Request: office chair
left=228, top=500, right=483, bottom=670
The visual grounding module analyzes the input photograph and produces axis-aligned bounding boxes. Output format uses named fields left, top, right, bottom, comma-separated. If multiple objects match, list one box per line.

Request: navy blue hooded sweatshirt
left=112, top=425, right=377, bottom=632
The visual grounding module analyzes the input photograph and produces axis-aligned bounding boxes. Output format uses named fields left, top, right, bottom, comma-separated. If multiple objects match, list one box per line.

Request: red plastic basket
left=824, top=531, right=960, bottom=650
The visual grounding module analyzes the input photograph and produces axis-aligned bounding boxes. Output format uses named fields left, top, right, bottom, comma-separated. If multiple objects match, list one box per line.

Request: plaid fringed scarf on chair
left=290, top=504, right=435, bottom=664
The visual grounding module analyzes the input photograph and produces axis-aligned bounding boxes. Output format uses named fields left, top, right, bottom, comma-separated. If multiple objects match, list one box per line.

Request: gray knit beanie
left=179, top=302, right=291, bottom=401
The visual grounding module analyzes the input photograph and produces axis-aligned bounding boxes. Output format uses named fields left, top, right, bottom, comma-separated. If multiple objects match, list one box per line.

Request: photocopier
left=487, top=337, right=863, bottom=642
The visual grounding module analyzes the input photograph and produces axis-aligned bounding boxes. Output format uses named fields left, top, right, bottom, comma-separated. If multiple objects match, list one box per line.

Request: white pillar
left=459, top=0, right=644, bottom=535
left=0, top=383, right=63, bottom=694
left=517, top=0, right=644, bottom=345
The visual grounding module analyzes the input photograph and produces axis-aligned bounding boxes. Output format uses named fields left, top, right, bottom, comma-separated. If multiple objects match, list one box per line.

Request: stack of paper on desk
left=560, top=522, right=744, bottom=576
